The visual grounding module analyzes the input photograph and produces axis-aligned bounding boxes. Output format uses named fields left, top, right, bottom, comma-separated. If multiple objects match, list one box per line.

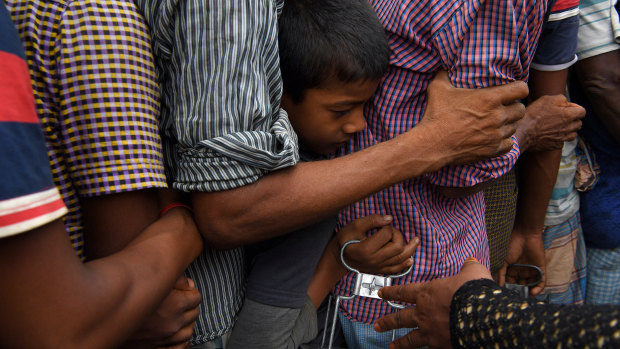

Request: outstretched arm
left=376, top=260, right=620, bottom=349
left=374, top=259, right=492, bottom=349
left=194, top=72, right=528, bottom=249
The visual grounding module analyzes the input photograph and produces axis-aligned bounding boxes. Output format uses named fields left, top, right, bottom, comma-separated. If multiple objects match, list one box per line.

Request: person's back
left=227, top=1, right=392, bottom=347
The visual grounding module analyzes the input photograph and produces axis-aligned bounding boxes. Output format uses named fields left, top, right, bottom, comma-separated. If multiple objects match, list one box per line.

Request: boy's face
left=282, top=79, right=379, bottom=155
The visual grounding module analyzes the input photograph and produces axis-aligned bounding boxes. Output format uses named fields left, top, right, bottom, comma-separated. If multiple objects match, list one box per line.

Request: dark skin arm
left=194, top=71, right=529, bottom=249
left=439, top=79, right=584, bottom=199
left=574, top=49, right=620, bottom=143
left=0, top=208, right=202, bottom=349
left=499, top=69, right=585, bottom=295
left=82, top=189, right=160, bottom=260
left=82, top=190, right=202, bottom=348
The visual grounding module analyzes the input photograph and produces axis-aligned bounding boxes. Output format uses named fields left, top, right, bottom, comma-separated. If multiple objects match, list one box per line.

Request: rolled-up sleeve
left=137, top=0, right=299, bottom=192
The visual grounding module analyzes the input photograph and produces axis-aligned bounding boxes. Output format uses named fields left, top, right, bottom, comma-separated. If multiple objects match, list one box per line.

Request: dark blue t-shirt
left=572, top=75, right=620, bottom=249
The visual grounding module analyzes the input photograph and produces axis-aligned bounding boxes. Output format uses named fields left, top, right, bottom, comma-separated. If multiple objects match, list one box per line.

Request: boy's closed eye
left=330, top=108, right=353, bottom=117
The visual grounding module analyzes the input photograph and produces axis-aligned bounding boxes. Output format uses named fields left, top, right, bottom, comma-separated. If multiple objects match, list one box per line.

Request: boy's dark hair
left=279, top=0, right=391, bottom=103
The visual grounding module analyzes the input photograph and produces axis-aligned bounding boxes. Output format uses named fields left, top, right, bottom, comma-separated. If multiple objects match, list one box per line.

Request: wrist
left=159, top=202, right=193, bottom=217
left=513, top=221, right=544, bottom=236
left=401, top=123, right=450, bottom=173
left=515, top=108, right=536, bottom=152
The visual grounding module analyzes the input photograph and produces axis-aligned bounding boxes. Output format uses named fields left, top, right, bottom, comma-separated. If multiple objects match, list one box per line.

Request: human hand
left=337, top=215, right=418, bottom=275
left=497, top=226, right=546, bottom=296
left=517, top=94, right=585, bottom=152
left=125, top=276, right=201, bottom=348
left=374, top=259, right=492, bottom=349
left=418, top=70, right=528, bottom=166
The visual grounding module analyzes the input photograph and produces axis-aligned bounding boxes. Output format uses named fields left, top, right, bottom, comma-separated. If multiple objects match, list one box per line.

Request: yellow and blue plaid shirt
left=6, top=0, right=167, bottom=260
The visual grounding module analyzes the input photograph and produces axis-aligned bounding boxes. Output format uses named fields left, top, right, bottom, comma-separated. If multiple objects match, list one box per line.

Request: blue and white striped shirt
left=135, top=0, right=297, bottom=343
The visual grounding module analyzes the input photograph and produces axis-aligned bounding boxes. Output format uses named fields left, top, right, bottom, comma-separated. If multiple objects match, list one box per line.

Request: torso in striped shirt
left=134, top=0, right=293, bottom=343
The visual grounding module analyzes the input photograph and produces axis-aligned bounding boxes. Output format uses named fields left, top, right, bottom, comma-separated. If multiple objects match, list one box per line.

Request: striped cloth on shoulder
left=134, top=0, right=294, bottom=343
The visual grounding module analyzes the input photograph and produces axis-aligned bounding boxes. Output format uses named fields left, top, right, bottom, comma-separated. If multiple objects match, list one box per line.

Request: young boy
left=226, top=0, right=417, bottom=348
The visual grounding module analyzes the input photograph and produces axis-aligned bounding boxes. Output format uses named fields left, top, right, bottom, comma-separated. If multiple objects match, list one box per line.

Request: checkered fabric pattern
left=586, top=246, right=620, bottom=304
left=484, top=170, right=518, bottom=273
left=6, top=0, right=166, bottom=259
left=334, top=0, right=549, bottom=325
left=539, top=212, right=587, bottom=304
left=0, top=1, right=67, bottom=238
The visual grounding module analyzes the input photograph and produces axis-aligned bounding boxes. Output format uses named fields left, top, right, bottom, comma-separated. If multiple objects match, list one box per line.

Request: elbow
left=195, top=213, right=246, bottom=250
left=191, top=191, right=261, bottom=250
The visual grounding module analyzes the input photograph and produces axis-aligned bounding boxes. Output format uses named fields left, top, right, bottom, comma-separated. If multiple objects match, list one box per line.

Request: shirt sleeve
left=55, top=0, right=168, bottom=197
left=531, top=0, right=580, bottom=71
left=137, top=0, right=299, bottom=192
left=450, top=279, right=620, bottom=348
left=426, top=139, right=520, bottom=188
left=0, top=3, right=66, bottom=238
left=423, top=0, right=531, bottom=188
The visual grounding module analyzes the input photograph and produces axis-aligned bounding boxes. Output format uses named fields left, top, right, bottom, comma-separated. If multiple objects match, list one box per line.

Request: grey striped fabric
left=134, top=0, right=298, bottom=343
left=137, top=0, right=298, bottom=193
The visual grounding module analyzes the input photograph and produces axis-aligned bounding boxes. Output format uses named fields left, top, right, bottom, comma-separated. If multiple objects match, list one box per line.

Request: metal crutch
left=504, top=263, right=544, bottom=299
left=322, top=239, right=415, bottom=349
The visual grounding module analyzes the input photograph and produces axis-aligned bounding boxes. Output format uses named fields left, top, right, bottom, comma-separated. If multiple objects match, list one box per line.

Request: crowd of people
left=0, top=0, right=617, bottom=348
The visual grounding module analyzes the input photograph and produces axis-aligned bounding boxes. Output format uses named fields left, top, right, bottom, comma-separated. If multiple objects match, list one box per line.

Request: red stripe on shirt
left=0, top=51, right=38, bottom=123
left=551, top=0, right=579, bottom=12
left=0, top=197, right=65, bottom=228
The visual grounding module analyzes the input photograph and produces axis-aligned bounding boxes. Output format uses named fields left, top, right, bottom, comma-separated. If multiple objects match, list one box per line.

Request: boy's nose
left=343, top=111, right=366, bottom=134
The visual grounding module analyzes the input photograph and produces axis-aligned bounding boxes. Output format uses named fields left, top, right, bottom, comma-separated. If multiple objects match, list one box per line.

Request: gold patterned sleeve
left=450, top=279, right=620, bottom=348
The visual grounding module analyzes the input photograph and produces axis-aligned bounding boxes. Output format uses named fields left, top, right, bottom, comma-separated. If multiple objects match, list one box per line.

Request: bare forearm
left=80, top=209, right=202, bottom=347
left=515, top=68, right=567, bottom=232
left=575, top=50, right=620, bottom=143
left=0, top=210, right=202, bottom=349
left=194, top=74, right=528, bottom=249
left=193, top=127, right=445, bottom=249
left=307, top=239, right=348, bottom=308
left=514, top=149, right=561, bottom=232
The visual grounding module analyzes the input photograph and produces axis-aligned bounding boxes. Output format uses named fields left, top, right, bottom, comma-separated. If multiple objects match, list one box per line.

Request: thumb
left=430, top=69, right=450, bottom=86
left=351, top=214, right=394, bottom=234
left=426, top=70, right=451, bottom=100
left=490, top=80, right=529, bottom=105
left=174, top=275, right=195, bottom=291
